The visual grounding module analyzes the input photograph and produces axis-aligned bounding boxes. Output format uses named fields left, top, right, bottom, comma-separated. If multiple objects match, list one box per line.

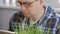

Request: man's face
left=18, top=0, right=44, bottom=17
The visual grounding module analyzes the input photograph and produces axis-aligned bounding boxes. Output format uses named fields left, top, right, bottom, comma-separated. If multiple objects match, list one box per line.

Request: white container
left=11, top=0, right=16, bottom=7
left=5, top=0, right=10, bottom=6
left=58, top=0, right=60, bottom=3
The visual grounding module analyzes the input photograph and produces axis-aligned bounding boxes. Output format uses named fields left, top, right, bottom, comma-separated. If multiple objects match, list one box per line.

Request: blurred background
left=44, top=0, right=60, bottom=14
left=0, top=0, right=60, bottom=31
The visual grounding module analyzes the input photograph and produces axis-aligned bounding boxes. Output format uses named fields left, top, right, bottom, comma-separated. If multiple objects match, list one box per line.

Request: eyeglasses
left=18, top=0, right=37, bottom=8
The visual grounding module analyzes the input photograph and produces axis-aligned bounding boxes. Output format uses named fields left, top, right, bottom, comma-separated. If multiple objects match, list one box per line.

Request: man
left=9, top=0, right=60, bottom=34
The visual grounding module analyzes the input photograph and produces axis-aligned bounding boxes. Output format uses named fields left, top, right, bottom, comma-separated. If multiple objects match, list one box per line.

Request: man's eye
left=24, top=2, right=31, bottom=5
left=20, top=3, right=22, bottom=5
left=18, top=1, right=22, bottom=5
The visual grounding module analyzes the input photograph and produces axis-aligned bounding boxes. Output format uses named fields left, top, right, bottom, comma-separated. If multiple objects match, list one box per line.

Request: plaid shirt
left=9, top=6, right=60, bottom=34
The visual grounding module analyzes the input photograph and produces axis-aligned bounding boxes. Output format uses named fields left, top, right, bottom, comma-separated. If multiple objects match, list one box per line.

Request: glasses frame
left=18, top=0, right=37, bottom=8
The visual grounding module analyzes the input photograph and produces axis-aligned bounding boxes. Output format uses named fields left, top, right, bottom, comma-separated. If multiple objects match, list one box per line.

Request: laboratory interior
left=0, top=0, right=60, bottom=34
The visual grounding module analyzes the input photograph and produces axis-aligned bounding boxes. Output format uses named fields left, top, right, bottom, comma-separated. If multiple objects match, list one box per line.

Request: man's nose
left=21, top=5, right=26, bottom=10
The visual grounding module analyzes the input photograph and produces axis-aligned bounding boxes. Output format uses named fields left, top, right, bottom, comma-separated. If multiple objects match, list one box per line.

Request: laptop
left=0, top=30, right=14, bottom=34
